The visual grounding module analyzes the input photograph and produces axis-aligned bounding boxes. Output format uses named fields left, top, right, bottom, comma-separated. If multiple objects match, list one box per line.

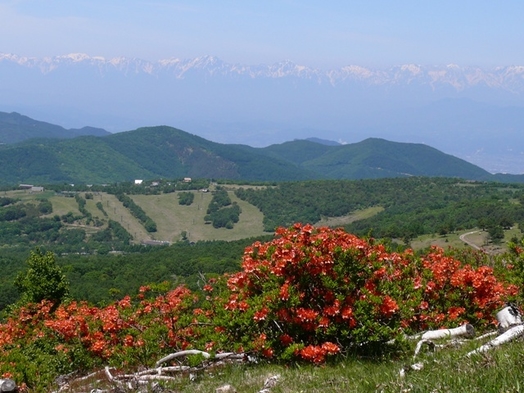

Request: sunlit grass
left=159, top=338, right=524, bottom=393
left=316, top=206, right=384, bottom=228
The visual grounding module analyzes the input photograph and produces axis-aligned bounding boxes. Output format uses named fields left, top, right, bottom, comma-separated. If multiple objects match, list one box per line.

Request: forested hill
left=0, top=122, right=521, bottom=184
left=0, top=111, right=109, bottom=144
left=261, top=138, right=492, bottom=180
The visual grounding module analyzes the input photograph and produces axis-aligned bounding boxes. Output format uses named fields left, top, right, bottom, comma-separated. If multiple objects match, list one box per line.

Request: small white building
left=134, top=179, right=143, bottom=185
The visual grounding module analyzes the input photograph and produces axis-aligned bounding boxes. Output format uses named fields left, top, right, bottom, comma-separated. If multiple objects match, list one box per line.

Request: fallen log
left=466, top=324, right=524, bottom=357
left=496, top=304, right=522, bottom=333
left=420, top=324, right=475, bottom=341
left=0, top=379, right=17, bottom=393
left=155, top=349, right=211, bottom=368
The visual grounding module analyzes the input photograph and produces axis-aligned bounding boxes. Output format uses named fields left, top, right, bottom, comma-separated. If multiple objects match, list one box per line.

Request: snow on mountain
left=2, top=52, right=524, bottom=92
left=2, top=52, right=524, bottom=173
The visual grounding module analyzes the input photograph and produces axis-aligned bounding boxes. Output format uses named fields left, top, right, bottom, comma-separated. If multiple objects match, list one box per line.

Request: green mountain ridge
left=292, top=138, right=491, bottom=180
left=0, top=111, right=109, bottom=144
left=0, top=113, right=521, bottom=184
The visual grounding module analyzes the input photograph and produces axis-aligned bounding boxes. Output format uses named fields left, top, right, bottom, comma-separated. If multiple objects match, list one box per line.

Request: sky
left=1, top=0, right=524, bottom=69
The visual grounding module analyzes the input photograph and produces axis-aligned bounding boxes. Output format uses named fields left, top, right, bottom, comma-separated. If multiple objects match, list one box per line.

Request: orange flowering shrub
left=0, top=224, right=519, bottom=387
left=0, top=286, right=202, bottom=387
left=207, top=224, right=518, bottom=363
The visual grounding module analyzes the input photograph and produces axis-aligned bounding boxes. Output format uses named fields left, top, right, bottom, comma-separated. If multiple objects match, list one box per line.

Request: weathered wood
left=420, top=324, right=475, bottom=340
left=466, top=324, right=524, bottom=357
left=103, top=366, right=125, bottom=389
left=0, top=379, right=16, bottom=393
left=155, top=349, right=211, bottom=367
left=413, top=339, right=435, bottom=358
left=496, top=304, right=522, bottom=333
left=474, top=331, right=498, bottom=341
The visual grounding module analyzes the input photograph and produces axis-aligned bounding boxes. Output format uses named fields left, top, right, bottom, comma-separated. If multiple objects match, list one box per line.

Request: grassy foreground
left=150, top=339, right=523, bottom=393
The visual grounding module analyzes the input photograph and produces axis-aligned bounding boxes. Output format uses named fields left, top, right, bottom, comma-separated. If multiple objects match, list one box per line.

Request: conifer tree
left=15, top=248, right=69, bottom=306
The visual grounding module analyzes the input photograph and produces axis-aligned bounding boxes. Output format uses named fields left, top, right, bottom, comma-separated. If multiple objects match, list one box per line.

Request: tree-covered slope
left=263, top=138, right=493, bottom=180
left=0, top=137, right=157, bottom=184
left=260, top=139, right=335, bottom=165
left=103, top=126, right=314, bottom=181
left=0, top=122, right=520, bottom=185
left=235, top=177, right=524, bottom=236
left=0, top=126, right=313, bottom=184
left=0, top=111, right=109, bottom=144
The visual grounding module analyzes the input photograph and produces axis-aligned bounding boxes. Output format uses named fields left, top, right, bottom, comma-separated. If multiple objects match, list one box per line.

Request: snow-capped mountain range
left=2, top=52, right=524, bottom=92
left=1, top=53, right=524, bottom=174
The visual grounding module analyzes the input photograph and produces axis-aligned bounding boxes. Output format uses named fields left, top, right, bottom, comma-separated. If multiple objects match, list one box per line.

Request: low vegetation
left=1, top=225, right=524, bottom=391
left=0, top=178, right=524, bottom=391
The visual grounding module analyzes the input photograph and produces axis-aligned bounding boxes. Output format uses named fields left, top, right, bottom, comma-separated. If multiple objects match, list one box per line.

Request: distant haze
left=1, top=53, right=524, bottom=174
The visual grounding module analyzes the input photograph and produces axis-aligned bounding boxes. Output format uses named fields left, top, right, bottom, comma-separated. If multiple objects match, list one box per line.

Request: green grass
left=411, top=232, right=470, bottom=251
left=112, top=338, right=524, bottom=393
left=411, top=226, right=523, bottom=254
left=8, top=187, right=524, bottom=251
left=101, top=193, right=152, bottom=241
left=48, top=195, right=81, bottom=217
left=131, top=190, right=266, bottom=243
left=317, top=206, right=384, bottom=227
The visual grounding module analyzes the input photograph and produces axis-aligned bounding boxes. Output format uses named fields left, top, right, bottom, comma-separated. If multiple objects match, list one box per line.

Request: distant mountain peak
left=305, top=137, right=341, bottom=146
left=0, top=111, right=110, bottom=144
left=3, top=52, right=523, bottom=92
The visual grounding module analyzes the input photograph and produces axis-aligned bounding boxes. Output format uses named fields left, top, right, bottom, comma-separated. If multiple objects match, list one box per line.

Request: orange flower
left=296, top=308, right=318, bottom=322
left=321, top=342, right=340, bottom=355
left=254, top=307, right=269, bottom=322
left=279, top=333, right=293, bottom=346
left=380, top=296, right=399, bottom=318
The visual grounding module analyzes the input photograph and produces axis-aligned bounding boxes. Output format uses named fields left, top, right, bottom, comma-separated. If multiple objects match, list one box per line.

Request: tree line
left=234, top=177, right=524, bottom=240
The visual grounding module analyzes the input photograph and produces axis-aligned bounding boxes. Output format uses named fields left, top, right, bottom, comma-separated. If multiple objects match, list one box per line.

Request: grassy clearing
left=411, top=232, right=470, bottom=251
left=316, top=206, right=384, bottom=227
left=11, top=188, right=524, bottom=251
left=83, top=195, right=105, bottom=220
left=98, top=193, right=151, bottom=242
left=132, top=190, right=266, bottom=243
left=411, top=226, right=523, bottom=254
left=48, top=195, right=81, bottom=217
left=130, top=338, right=524, bottom=393
left=3, top=189, right=47, bottom=201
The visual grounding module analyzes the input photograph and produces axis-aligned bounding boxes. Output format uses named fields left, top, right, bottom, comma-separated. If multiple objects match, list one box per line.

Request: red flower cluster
left=0, top=284, right=203, bottom=383
left=0, top=223, right=519, bottom=384
left=213, top=224, right=518, bottom=362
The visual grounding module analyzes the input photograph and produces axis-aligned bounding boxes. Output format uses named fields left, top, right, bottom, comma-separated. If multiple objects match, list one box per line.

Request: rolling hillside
left=262, top=138, right=492, bottom=180
left=0, top=114, right=520, bottom=184
left=0, top=111, right=109, bottom=144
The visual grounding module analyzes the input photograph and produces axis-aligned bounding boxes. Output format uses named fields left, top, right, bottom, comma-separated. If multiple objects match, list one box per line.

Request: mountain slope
left=261, top=138, right=492, bottom=179
left=0, top=119, right=515, bottom=185
left=0, top=111, right=110, bottom=144
left=2, top=53, right=524, bottom=94
left=0, top=126, right=314, bottom=184
left=307, top=138, right=491, bottom=179
left=2, top=53, right=524, bottom=173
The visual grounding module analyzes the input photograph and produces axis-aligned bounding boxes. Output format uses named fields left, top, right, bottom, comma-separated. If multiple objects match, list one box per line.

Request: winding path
left=459, top=230, right=482, bottom=250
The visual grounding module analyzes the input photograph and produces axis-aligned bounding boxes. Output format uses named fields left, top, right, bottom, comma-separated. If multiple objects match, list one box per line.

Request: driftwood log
left=467, top=324, right=524, bottom=357
left=0, top=379, right=16, bottom=393
left=496, top=304, right=522, bottom=332
left=401, top=304, right=524, bottom=376
left=419, top=323, right=475, bottom=341
left=52, top=351, right=249, bottom=393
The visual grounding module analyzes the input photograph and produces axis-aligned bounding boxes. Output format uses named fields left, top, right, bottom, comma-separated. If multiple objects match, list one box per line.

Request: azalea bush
left=203, top=224, right=519, bottom=363
left=0, top=224, right=520, bottom=389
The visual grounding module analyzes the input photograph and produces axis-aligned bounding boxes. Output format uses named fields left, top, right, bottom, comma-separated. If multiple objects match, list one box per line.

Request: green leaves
left=15, top=249, right=69, bottom=306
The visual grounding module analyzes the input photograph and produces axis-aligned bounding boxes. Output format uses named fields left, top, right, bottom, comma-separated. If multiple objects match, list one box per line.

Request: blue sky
left=1, top=0, right=523, bottom=68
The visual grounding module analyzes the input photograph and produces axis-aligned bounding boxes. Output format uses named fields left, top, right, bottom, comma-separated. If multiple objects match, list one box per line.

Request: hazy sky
left=1, top=0, right=523, bottom=68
